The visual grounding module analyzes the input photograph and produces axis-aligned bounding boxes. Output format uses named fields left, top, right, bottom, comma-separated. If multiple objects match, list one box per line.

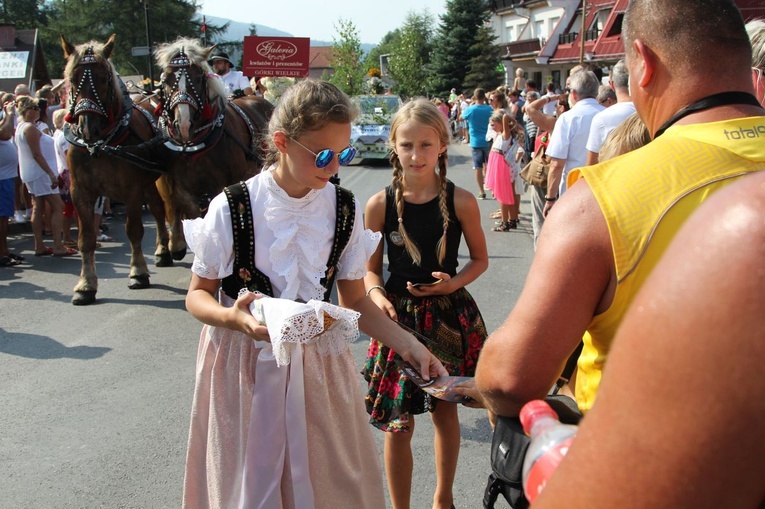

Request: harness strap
left=225, top=100, right=258, bottom=160
left=220, top=182, right=356, bottom=302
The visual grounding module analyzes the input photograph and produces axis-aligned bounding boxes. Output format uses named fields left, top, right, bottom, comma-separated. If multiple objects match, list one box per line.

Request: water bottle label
left=525, top=437, right=574, bottom=503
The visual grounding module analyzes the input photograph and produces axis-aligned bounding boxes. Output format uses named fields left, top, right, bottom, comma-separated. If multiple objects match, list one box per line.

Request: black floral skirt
left=362, top=288, right=487, bottom=432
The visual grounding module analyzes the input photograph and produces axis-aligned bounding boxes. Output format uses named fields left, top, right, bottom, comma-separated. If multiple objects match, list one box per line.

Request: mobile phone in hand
left=411, top=279, right=442, bottom=289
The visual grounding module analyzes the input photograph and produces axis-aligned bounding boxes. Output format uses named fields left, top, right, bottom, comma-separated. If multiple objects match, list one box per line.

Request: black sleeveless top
left=384, top=180, right=462, bottom=294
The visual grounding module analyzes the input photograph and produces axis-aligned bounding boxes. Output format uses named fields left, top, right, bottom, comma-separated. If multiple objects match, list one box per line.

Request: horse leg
left=71, top=189, right=98, bottom=306
left=145, top=184, right=173, bottom=267
left=169, top=210, right=187, bottom=261
left=124, top=198, right=151, bottom=289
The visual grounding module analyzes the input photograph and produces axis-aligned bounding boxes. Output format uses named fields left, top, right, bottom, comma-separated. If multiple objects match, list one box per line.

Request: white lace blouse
left=183, top=168, right=381, bottom=304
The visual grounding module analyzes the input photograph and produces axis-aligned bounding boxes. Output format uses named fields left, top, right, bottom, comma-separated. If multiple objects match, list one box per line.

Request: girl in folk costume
left=362, top=98, right=489, bottom=509
left=181, top=80, right=446, bottom=509
left=485, top=110, right=525, bottom=232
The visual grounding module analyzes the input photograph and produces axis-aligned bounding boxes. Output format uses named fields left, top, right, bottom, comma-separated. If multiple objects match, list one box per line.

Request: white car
left=350, top=95, right=403, bottom=163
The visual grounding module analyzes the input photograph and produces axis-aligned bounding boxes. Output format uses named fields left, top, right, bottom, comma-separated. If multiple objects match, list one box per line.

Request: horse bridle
left=65, top=45, right=134, bottom=154
left=157, top=46, right=225, bottom=150
left=68, top=46, right=117, bottom=121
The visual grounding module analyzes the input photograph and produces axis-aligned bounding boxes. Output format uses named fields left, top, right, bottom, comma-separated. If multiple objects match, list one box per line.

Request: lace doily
left=249, top=294, right=360, bottom=366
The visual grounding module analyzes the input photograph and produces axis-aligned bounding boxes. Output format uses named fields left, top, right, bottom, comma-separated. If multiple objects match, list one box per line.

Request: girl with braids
left=362, top=98, right=489, bottom=509
left=181, top=80, right=446, bottom=509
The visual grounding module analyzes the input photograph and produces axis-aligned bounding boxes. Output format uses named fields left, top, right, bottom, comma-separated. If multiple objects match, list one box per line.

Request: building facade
left=490, top=0, right=765, bottom=91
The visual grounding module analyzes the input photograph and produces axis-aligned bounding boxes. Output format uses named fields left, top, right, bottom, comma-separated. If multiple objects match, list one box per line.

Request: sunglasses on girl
left=290, top=138, right=356, bottom=169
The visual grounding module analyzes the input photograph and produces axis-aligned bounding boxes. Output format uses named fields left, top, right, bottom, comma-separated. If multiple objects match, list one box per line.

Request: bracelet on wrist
left=366, top=285, right=385, bottom=297
left=545, top=196, right=558, bottom=202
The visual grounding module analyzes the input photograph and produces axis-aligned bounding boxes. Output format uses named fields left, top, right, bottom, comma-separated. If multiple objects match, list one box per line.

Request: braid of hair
left=435, top=152, right=450, bottom=266
left=391, top=153, right=422, bottom=266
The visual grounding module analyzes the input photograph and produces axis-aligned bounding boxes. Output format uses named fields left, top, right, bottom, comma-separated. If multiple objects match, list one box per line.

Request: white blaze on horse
left=153, top=38, right=273, bottom=260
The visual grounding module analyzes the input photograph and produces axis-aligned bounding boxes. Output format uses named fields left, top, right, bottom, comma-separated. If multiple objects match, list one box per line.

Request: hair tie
left=398, top=218, right=403, bottom=223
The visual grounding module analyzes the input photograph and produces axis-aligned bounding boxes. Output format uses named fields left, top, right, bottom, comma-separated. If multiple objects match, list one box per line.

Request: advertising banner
left=0, top=51, right=29, bottom=79
left=242, top=36, right=311, bottom=78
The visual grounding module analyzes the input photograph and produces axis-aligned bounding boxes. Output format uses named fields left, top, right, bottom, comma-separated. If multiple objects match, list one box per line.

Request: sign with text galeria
left=242, top=36, right=310, bottom=78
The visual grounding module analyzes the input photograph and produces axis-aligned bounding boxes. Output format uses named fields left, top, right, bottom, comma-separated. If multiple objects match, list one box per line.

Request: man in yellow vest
left=475, top=0, right=765, bottom=416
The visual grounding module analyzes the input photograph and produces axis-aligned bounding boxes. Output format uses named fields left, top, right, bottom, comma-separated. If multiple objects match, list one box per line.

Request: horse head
left=61, top=34, right=124, bottom=143
left=155, top=38, right=226, bottom=145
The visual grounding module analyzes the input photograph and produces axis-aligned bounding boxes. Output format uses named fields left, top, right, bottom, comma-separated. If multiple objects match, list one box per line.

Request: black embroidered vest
left=220, top=181, right=356, bottom=302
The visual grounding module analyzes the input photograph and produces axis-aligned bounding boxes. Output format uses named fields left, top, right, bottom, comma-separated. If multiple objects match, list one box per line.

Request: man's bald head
left=624, top=0, right=751, bottom=74
left=14, top=84, right=30, bottom=97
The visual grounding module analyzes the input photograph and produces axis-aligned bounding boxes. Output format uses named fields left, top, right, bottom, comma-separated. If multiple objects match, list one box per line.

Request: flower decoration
left=261, top=77, right=296, bottom=105
left=238, top=268, right=252, bottom=282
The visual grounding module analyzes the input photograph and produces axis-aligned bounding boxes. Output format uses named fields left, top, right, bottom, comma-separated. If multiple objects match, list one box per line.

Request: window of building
left=606, top=13, right=624, bottom=37
left=548, top=16, right=560, bottom=36
left=551, top=70, right=561, bottom=91
left=535, top=20, right=545, bottom=39
left=595, top=9, right=610, bottom=31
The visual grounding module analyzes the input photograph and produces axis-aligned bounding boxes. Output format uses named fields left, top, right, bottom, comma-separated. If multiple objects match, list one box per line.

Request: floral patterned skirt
left=362, top=288, right=487, bottom=432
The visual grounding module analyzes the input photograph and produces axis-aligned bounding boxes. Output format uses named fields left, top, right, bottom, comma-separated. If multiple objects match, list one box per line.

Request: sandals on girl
left=492, top=221, right=512, bottom=232
left=492, top=220, right=518, bottom=232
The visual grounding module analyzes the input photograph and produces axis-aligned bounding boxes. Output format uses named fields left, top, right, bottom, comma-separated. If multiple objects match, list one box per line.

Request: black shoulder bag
left=484, top=343, right=584, bottom=509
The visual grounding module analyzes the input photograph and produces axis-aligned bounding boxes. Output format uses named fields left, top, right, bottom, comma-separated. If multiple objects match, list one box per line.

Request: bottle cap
left=520, top=400, right=558, bottom=434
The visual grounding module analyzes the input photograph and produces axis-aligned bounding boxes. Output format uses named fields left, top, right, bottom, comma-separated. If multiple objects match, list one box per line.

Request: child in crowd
left=363, top=98, right=489, bottom=509
left=485, top=111, right=525, bottom=232
left=180, top=80, right=446, bottom=509
left=52, top=109, right=77, bottom=248
left=513, top=68, right=527, bottom=92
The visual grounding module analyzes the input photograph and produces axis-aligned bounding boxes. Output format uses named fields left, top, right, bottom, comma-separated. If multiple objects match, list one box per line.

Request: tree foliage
left=0, top=0, right=49, bottom=29
left=328, top=18, right=366, bottom=96
left=429, top=0, right=491, bottom=97
left=37, top=0, right=226, bottom=80
left=363, top=29, right=400, bottom=73
left=463, top=24, right=503, bottom=93
left=386, top=11, right=434, bottom=98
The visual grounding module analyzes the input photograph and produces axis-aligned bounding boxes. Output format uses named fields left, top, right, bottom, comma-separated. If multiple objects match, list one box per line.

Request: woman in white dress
left=181, top=79, right=447, bottom=509
left=14, top=96, right=75, bottom=257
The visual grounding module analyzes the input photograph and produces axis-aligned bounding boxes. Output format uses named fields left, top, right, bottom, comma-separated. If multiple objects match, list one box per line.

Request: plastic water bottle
left=519, top=399, right=578, bottom=503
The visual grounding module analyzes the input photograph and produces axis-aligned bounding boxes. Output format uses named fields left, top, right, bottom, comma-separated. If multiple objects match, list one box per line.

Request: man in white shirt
left=544, top=69, right=604, bottom=215
left=542, top=82, right=558, bottom=116
left=585, top=60, right=636, bottom=165
left=208, top=51, right=253, bottom=98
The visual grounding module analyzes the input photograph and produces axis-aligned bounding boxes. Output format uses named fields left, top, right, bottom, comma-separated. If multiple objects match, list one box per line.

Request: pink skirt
left=182, top=324, right=385, bottom=509
left=485, top=151, right=515, bottom=205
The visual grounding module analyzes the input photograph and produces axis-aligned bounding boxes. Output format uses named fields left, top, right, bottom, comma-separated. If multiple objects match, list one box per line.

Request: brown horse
left=61, top=34, right=172, bottom=305
left=153, top=38, right=273, bottom=258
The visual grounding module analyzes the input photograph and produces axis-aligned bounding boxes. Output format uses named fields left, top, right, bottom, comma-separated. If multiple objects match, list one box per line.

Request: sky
left=198, top=0, right=448, bottom=45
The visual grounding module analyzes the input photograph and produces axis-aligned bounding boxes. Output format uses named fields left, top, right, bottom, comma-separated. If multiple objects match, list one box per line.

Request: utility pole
left=579, top=1, right=587, bottom=64
left=143, top=0, right=155, bottom=89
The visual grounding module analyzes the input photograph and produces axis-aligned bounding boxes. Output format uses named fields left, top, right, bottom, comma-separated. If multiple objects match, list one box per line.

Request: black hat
left=208, top=50, right=234, bottom=67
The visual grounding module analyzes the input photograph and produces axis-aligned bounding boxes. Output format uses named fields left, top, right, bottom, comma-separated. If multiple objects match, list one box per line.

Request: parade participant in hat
left=208, top=49, right=252, bottom=98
